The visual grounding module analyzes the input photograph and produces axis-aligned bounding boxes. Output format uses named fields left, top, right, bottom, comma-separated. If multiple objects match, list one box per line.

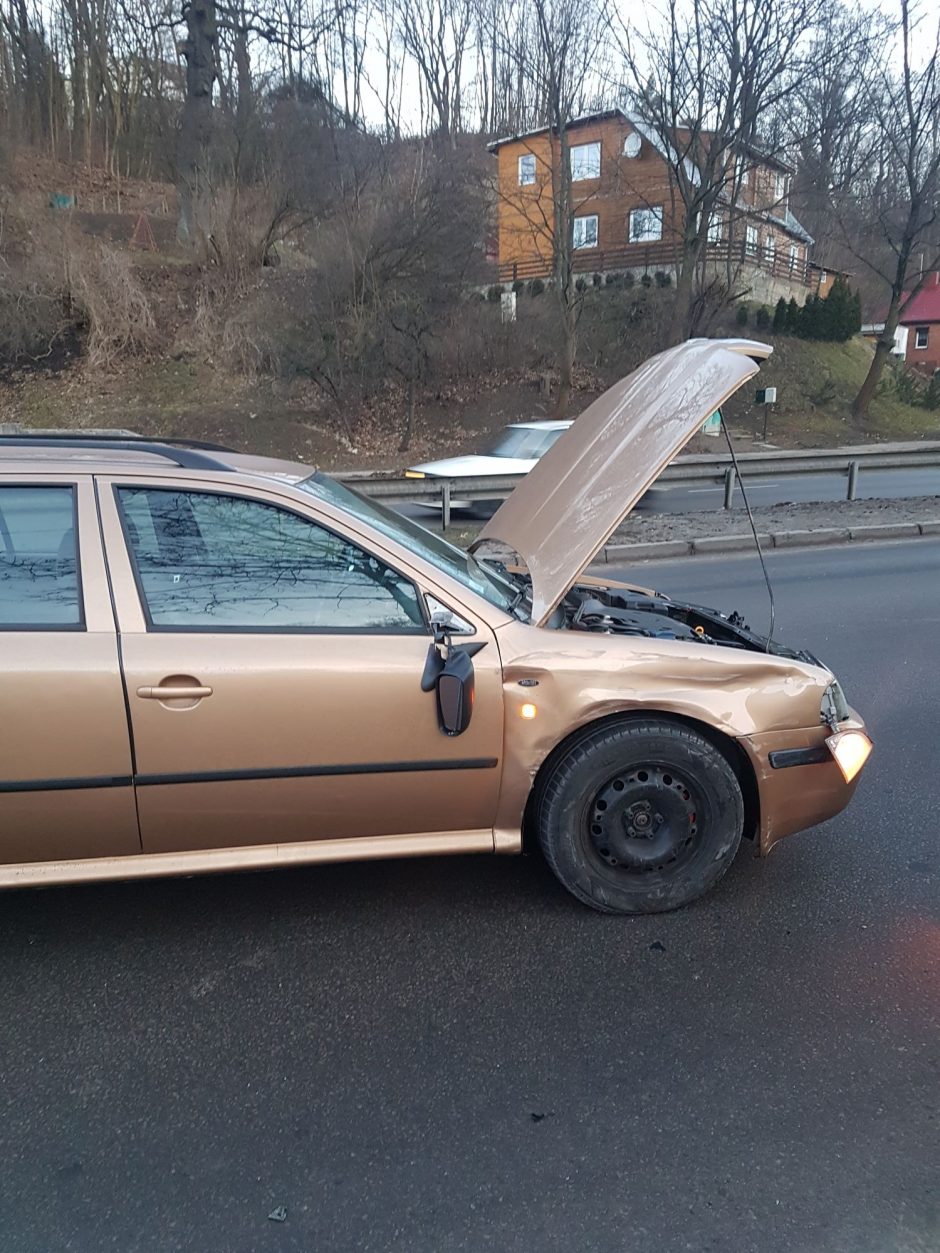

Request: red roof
left=899, top=271, right=940, bottom=325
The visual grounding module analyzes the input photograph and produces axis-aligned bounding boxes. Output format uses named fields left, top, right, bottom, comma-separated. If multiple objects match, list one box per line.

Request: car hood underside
left=470, top=338, right=773, bottom=626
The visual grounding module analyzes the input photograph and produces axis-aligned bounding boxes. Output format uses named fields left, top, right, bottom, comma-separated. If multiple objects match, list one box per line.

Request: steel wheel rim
left=586, top=764, right=701, bottom=876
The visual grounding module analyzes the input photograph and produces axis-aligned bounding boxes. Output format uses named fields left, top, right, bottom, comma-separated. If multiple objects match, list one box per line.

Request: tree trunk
left=399, top=378, right=416, bottom=452
left=552, top=125, right=576, bottom=418
left=852, top=239, right=914, bottom=421
left=668, top=241, right=698, bottom=346
left=852, top=298, right=901, bottom=421
left=554, top=298, right=577, bottom=418
left=177, top=0, right=217, bottom=252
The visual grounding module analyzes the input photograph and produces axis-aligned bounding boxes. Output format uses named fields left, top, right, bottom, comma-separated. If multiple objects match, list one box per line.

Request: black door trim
left=135, top=759, right=500, bottom=786
left=0, top=758, right=499, bottom=795
left=0, top=775, right=133, bottom=794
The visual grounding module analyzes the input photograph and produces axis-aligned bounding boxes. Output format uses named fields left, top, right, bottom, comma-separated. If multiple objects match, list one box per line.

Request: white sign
left=501, top=291, right=517, bottom=324
left=702, top=409, right=722, bottom=437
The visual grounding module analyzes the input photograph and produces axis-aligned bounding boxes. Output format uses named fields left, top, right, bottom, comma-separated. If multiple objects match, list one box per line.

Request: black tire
left=537, top=719, right=744, bottom=915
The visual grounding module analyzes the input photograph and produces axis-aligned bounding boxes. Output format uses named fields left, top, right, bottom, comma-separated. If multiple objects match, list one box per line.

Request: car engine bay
left=550, top=583, right=819, bottom=664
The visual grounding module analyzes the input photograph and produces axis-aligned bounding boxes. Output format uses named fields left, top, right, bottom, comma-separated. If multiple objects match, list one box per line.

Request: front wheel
left=537, top=719, right=744, bottom=915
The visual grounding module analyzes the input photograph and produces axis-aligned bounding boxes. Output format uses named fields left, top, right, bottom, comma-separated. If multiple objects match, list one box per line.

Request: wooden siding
left=494, top=116, right=809, bottom=286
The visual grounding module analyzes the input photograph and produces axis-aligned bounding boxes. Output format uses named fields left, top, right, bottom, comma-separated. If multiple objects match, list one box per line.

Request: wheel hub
left=589, top=766, right=699, bottom=873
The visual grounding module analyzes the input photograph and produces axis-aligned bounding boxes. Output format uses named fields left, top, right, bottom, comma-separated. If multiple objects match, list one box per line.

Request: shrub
left=622, top=271, right=635, bottom=288
left=605, top=272, right=621, bottom=287
left=755, top=305, right=771, bottom=330
left=654, top=270, right=672, bottom=288
left=640, top=272, right=652, bottom=288
left=788, top=279, right=861, bottom=342
left=511, top=279, right=525, bottom=294
left=772, top=296, right=788, bottom=333
left=486, top=283, right=503, bottom=302
left=922, top=372, right=940, bottom=411
left=70, top=243, right=157, bottom=367
left=592, top=272, right=603, bottom=287
left=808, top=375, right=838, bottom=406
left=575, top=276, right=588, bottom=293
left=529, top=277, right=545, bottom=296
left=890, top=361, right=922, bottom=405
left=735, top=303, right=749, bottom=326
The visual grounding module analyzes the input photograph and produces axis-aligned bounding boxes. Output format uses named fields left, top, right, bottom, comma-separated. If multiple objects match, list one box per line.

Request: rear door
left=0, top=476, right=139, bottom=865
left=96, top=476, right=505, bottom=854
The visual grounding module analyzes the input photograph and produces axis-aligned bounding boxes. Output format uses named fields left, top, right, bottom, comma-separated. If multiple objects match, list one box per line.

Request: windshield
left=487, top=427, right=564, bottom=459
left=297, top=472, right=520, bottom=614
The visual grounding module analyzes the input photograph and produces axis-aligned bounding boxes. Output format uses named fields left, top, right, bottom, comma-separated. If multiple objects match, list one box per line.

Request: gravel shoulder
left=612, top=494, right=940, bottom=543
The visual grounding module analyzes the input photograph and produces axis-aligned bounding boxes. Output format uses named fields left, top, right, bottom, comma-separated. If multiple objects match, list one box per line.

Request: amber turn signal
left=825, top=730, right=872, bottom=783
left=520, top=703, right=538, bottom=720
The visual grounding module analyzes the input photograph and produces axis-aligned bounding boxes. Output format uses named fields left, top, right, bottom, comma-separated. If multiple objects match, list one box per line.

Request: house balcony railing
left=497, top=239, right=813, bottom=288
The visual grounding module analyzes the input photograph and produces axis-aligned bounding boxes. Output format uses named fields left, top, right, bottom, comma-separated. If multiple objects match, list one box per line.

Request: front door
left=0, top=476, right=138, bottom=865
left=97, top=478, right=504, bottom=854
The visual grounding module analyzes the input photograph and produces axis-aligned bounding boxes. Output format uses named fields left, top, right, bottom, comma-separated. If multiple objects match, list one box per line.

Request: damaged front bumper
left=740, top=707, right=871, bottom=856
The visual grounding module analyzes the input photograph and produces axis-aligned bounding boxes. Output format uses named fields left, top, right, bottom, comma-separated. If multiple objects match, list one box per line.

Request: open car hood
left=470, top=338, right=772, bottom=626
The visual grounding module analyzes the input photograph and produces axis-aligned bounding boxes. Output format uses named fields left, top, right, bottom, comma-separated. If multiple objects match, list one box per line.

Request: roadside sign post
left=755, top=387, right=777, bottom=441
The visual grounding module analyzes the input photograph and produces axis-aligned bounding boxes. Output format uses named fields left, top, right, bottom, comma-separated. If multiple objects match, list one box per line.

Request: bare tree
left=790, top=0, right=887, bottom=265
left=844, top=0, right=940, bottom=419
left=491, top=0, right=610, bottom=415
left=177, top=0, right=218, bottom=250
left=392, top=0, right=473, bottom=141
left=618, top=0, right=821, bottom=345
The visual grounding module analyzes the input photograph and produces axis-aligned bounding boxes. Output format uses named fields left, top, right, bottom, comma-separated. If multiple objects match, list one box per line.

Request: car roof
left=0, top=434, right=313, bottom=482
left=505, top=420, right=573, bottom=431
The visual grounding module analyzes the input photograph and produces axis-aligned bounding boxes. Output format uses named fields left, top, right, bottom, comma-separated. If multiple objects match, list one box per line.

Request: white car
left=406, top=420, right=572, bottom=511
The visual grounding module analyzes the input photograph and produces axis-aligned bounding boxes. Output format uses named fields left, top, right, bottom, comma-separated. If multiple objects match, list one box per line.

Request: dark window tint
left=117, top=488, right=425, bottom=633
left=0, top=486, right=81, bottom=628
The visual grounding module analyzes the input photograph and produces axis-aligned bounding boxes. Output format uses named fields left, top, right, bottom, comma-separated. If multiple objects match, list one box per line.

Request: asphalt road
left=1, top=540, right=938, bottom=1253
left=637, top=465, right=940, bottom=513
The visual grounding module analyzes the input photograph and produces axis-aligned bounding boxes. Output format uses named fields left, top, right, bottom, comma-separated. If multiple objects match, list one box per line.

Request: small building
left=898, top=272, right=940, bottom=373
left=488, top=108, right=821, bottom=303
left=862, top=272, right=940, bottom=373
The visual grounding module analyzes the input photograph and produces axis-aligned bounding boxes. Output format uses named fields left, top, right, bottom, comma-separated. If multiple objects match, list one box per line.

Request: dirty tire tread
left=537, top=719, right=744, bottom=915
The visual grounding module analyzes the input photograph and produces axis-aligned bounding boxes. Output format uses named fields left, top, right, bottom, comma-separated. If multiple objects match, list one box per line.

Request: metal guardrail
left=339, top=441, right=940, bottom=529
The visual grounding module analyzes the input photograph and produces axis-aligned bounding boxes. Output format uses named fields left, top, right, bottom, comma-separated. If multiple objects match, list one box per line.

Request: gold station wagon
left=0, top=339, right=871, bottom=913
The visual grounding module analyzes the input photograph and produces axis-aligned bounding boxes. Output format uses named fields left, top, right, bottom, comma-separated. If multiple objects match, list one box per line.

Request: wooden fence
left=497, top=239, right=814, bottom=287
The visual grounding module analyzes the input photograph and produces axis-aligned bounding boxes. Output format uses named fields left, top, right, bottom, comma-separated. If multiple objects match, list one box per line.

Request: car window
left=488, top=427, right=560, bottom=460
left=536, top=429, right=566, bottom=457
left=116, top=487, right=425, bottom=633
left=0, top=485, right=82, bottom=629
left=296, top=473, right=519, bottom=615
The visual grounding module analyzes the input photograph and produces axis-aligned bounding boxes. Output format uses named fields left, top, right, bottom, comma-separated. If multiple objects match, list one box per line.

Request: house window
left=736, top=156, right=749, bottom=187
left=789, top=244, right=799, bottom=272
left=707, top=214, right=723, bottom=244
left=629, top=206, right=663, bottom=243
left=570, top=142, right=601, bottom=181
left=573, top=214, right=599, bottom=249
left=745, top=225, right=758, bottom=255
left=914, top=326, right=929, bottom=349
left=764, top=235, right=776, bottom=265
left=518, top=153, right=536, bottom=186
left=775, top=172, right=788, bottom=202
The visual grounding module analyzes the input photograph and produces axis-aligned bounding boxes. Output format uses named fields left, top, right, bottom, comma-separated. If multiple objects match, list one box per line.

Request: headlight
left=826, top=730, right=872, bottom=782
left=821, top=679, right=850, bottom=729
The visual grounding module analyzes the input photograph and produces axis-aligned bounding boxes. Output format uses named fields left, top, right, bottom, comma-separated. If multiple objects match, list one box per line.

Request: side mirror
left=436, top=646, right=475, bottom=736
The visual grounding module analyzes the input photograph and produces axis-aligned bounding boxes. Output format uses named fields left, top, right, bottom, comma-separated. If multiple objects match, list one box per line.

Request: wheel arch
left=521, top=709, right=760, bottom=852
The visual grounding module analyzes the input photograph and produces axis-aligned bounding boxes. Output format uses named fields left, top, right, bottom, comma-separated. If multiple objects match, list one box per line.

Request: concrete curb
left=602, top=519, right=940, bottom=563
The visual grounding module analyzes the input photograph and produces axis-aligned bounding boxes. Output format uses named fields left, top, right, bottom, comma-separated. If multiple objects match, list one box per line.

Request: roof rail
left=0, top=435, right=231, bottom=471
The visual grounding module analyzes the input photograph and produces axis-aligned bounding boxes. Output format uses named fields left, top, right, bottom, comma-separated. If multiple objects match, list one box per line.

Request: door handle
left=137, top=683, right=213, bottom=700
